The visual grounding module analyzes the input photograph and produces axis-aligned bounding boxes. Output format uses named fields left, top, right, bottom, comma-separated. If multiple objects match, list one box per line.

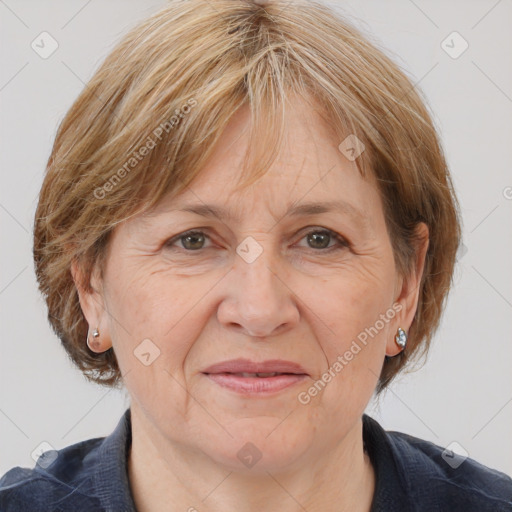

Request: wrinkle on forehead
left=136, top=96, right=380, bottom=236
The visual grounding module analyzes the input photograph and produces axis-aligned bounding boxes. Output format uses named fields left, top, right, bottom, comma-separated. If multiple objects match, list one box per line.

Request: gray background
left=1, top=0, right=511, bottom=477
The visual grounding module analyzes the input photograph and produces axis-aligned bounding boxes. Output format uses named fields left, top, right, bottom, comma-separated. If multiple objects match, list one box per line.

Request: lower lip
left=204, top=373, right=308, bottom=394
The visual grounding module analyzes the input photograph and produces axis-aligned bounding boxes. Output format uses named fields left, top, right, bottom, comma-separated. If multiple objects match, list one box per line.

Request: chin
left=199, top=418, right=313, bottom=474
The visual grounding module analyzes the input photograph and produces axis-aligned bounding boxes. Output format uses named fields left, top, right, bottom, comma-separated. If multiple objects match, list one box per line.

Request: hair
left=33, top=0, right=461, bottom=394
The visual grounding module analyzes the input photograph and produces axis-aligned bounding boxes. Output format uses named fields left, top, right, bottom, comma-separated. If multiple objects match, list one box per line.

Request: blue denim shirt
left=1, top=408, right=511, bottom=511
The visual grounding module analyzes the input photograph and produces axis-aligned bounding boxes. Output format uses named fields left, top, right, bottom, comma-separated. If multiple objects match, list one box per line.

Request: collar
left=362, top=413, right=414, bottom=511
left=95, top=409, right=412, bottom=511
left=93, top=408, right=137, bottom=512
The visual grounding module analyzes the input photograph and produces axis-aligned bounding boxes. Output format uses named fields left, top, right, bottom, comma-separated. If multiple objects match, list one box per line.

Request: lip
left=202, top=358, right=309, bottom=375
left=202, top=358, right=309, bottom=396
left=205, top=373, right=308, bottom=394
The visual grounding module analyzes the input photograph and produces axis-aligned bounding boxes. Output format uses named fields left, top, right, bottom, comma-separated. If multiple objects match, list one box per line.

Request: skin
left=73, top=96, right=429, bottom=512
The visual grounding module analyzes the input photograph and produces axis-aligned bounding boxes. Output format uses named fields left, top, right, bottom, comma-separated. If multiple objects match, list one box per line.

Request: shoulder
left=0, top=409, right=134, bottom=512
left=365, top=414, right=512, bottom=511
left=0, top=437, right=105, bottom=511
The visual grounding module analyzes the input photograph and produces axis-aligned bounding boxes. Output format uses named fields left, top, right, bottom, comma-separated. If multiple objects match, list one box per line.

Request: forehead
left=141, top=97, right=383, bottom=233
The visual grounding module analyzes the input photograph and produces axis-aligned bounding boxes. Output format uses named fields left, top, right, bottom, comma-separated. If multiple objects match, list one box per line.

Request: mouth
left=203, top=372, right=308, bottom=394
left=201, top=359, right=309, bottom=395
left=202, top=358, right=308, bottom=375
left=216, top=372, right=298, bottom=378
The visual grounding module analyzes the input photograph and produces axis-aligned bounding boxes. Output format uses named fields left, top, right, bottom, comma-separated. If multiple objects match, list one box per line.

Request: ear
left=70, top=257, right=112, bottom=352
left=386, top=222, right=429, bottom=356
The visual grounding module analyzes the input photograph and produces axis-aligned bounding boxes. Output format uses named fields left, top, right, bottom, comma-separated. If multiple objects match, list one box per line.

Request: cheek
left=300, top=254, right=395, bottom=401
left=312, top=261, right=395, bottom=349
left=105, top=267, right=214, bottom=419
left=104, top=260, right=210, bottom=374
left=296, top=275, right=392, bottom=431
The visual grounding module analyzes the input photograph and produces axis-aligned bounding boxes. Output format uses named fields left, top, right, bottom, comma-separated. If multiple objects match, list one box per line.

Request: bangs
left=82, top=0, right=376, bottom=228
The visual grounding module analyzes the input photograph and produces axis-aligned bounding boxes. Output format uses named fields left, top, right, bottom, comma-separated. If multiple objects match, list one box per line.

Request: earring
left=395, top=327, right=407, bottom=350
left=87, top=327, right=101, bottom=352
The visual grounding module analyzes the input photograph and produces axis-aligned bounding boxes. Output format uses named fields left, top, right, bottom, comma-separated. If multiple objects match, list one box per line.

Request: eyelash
left=164, top=227, right=350, bottom=254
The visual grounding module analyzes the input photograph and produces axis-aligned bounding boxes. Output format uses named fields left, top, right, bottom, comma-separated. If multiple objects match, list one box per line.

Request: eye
left=165, top=227, right=349, bottom=253
left=166, top=230, right=211, bottom=251
left=298, top=228, right=349, bottom=252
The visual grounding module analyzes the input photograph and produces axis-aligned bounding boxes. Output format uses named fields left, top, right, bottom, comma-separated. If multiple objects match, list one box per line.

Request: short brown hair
left=33, top=0, right=461, bottom=393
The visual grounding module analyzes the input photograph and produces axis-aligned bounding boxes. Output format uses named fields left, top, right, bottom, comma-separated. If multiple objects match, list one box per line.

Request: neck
left=127, top=409, right=375, bottom=512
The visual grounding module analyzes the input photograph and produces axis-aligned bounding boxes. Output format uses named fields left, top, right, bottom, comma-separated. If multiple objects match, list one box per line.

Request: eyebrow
left=177, top=200, right=369, bottom=229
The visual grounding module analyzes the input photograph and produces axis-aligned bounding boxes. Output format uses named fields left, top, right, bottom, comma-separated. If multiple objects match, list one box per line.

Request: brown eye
left=165, top=230, right=210, bottom=251
left=180, top=231, right=206, bottom=250
left=300, top=229, right=349, bottom=251
left=307, top=231, right=332, bottom=249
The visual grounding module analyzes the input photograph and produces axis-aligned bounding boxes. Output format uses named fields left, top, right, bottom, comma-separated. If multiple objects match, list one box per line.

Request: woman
left=1, top=0, right=511, bottom=510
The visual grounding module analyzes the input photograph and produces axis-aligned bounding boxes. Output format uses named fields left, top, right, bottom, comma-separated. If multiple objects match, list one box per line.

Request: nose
left=216, top=248, right=300, bottom=338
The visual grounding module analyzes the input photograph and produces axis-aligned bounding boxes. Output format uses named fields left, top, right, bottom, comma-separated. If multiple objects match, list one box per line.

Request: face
left=76, top=97, right=427, bottom=473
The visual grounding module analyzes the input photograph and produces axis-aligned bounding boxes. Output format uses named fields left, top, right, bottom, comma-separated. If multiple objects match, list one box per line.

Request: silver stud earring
left=87, top=327, right=100, bottom=352
left=395, top=327, right=407, bottom=350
